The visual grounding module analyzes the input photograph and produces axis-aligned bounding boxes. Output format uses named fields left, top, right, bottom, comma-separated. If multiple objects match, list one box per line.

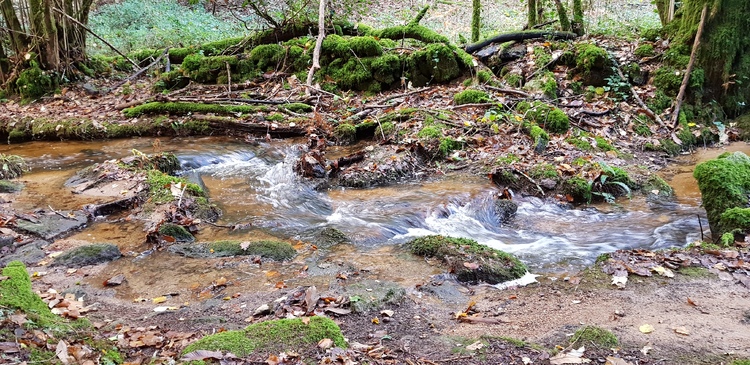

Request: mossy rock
left=376, top=23, right=450, bottom=44
left=634, top=44, right=656, bottom=58
left=564, top=176, right=592, bottom=204
left=642, top=175, right=674, bottom=199
left=0, top=154, right=28, bottom=179
left=344, top=280, right=406, bottom=313
left=182, top=316, right=346, bottom=357
left=735, top=113, right=750, bottom=141
left=693, top=152, right=750, bottom=240
left=410, top=43, right=463, bottom=87
left=0, top=261, right=58, bottom=326
left=571, top=326, right=618, bottom=348
left=516, top=101, right=569, bottom=134
left=158, top=224, right=195, bottom=242
left=719, top=207, right=750, bottom=242
left=574, top=43, right=612, bottom=86
left=0, top=180, right=22, bottom=193
left=334, top=123, right=357, bottom=144
left=121, top=152, right=180, bottom=175
left=52, top=244, right=122, bottom=267
left=16, top=62, right=55, bottom=100
left=454, top=89, right=490, bottom=105
left=407, top=235, right=527, bottom=284
left=653, top=67, right=682, bottom=96
left=169, top=240, right=296, bottom=261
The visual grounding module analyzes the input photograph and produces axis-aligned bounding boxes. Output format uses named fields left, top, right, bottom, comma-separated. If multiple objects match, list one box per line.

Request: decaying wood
left=83, top=196, right=141, bottom=217
left=106, top=47, right=170, bottom=95
left=306, top=0, right=326, bottom=94
left=671, top=4, right=708, bottom=129
left=464, top=30, right=577, bottom=54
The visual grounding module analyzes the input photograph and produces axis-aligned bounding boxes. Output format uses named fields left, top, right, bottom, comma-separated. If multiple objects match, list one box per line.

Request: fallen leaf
left=215, top=277, right=228, bottom=286
left=380, top=310, right=394, bottom=317
left=639, top=324, right=654, bottom=334
left=152, top=296, right=167, bottom=304
left=550, top=346, right=590, bottom=364
left=466, top=340, right=484, bottom=351
left=318, top=338, right=333, bottom=349
left=673, top=326, right=690, bottom=336
left=651, top=266, right=674, bottom=278
left=371, top=317, right=380, bottom=325
left=325, top=307, right=352, bottom=315
left=611, top=275, right=627, bottom=287
left=605, top=357, right=634, bottom=365
left=640, top=343, right=652, bottom=355
left=687, top=297, right=697, bottom=306
left=275, top=281, right=286, bottom=289
left=55, top=340, right=70, bottom=365
left=9, top=314, right=27, bottom=326
left=463, top=262, right=480, bottom=270
left=240, top=241, right=251, bottom=250
left=181, top=350, right=224, bottom=361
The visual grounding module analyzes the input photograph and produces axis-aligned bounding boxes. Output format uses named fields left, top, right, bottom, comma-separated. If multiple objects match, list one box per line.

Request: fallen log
left=191, top=115, right=307, bottom=138
left=464, top=31, right=577, bottom=54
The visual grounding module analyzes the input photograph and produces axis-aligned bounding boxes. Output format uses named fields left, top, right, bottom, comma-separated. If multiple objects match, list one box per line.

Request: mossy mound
left=0, top=261, right=58, bottom=326
left=122, top=152, right=180, bottom=175
left=564, top=176, right=592, bottom=204
left=344, top=280, right=406, bottom=313
left=516, top=101, right=570, bottom=134
left=634, top=44, right=656, bottom=58
left=574, top=43, right=612, bottom=86
left=168, top=240, right=296, bottom=261
left=407, top=235, right=527, bottom=284
left=719, top=207, right=750, bottom=243
left=182, top=316, right=346, bottom=357
left=454, top=89, right=490, bottom=105
left=643, top=175, right=674, bottom=199
left=0, top=154, right=28, bottom=179
left=16, top=62, right=55, bottom=100
left=571, top=326, right=618, bottom=348
left=693, top=152, right=750, bottom=240
left=158, top=224, right=195, bottom=242
left=52, top=243, right=122, bottom=267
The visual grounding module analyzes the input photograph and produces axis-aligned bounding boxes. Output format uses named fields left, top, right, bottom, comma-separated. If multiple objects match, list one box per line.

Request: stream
left=2, top=137, right=749, bottom=298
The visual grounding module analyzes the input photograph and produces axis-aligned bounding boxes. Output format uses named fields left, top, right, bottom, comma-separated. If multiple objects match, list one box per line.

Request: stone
left=104, top=274, right=126, bottom=286
left=14, top=210, right=88, bottom=240
left=494, top=199, right=518, bottom=224
left=52, top=243, right=122, bottom=267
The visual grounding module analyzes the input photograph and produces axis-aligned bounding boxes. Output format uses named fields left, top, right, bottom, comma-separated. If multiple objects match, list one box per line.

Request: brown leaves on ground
left=39, top=289, right=92, bottom=319
left=258, top=285, right=352, bottom=320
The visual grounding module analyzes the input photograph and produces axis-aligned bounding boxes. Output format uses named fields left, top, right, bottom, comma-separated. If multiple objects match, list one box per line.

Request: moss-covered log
left=122, top=102, right=267, bottom=117
left=464, top=31, right=577, bottom=54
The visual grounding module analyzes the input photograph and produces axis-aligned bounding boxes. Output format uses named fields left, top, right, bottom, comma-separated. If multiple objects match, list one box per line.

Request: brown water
left=4, top=137, right=746, bottom=299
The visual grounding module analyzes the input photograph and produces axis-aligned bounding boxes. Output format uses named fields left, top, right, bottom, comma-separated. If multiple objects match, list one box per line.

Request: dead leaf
left=640, top=343, right=652, bottom=355
left=55, top=340, right=70, bottom=365
left=10, top=314, right=27, bottom=326
left=181, top=350, right=225, bottom=361
left=673, top=326, right=690, bottom=336
left=550, top=346, right=590, bottom=364
left=318, top=338, right=333, bottom=349
left=687, top=297, right=697, bottom=306
left=463, top=262, right=480, bottom=270
left=371, top=317, right=380, bottom=325
left=611, top=275, right=627, bottom=287
left=325, top=307, right=352, bottom=315
left=651, top=266, right=674, bottom=278
left=639, top=324, right=654, bottom=334
left=380, top=310, right=394, bottom=317
left=605, top=357, right=634, bottom=365
left=240, top=241, right=251, bottom=250
left=152, top=296, right=167, bottom=304
left=465, top=340, right=484, bottom=351
left=215, top=277, right=228, bottom=286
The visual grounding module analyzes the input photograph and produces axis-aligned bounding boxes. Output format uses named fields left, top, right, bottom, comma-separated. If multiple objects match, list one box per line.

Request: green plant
left=634, top=44, right=655, bottom=58
left=454, top=89, right=490, bottom=105
left=591, top=162, right=633, bottom=203
left=0, top=154, right=28, bottom=179
left=571, top=326, right=618, bottom=348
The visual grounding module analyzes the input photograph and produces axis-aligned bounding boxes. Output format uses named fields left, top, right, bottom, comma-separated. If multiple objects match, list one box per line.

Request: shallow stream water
left=3, top=137, right=749, bottom=298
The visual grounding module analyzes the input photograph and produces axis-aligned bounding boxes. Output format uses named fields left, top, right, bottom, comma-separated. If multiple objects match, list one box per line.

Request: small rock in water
left=105, top=274, right=125, bottom=286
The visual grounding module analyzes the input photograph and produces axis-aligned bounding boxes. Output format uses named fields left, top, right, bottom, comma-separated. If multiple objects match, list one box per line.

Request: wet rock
left=0, top=180, right=23, bottom=193
left=419, top=274, right=470, bottom=304
left=407, top=235, right=527, bottom=284
left=539, top=178, right=557, bottom=190
left=14, top=210, right=88, bottom=240
left=494, top=199, right=518, bottom=224
left=498, top=43, right=527, bottom=62
left=475, top=44, right=501, bottom=61
left=0, top=235, right=13, bottom=249
left=693, top=151, right=750, bottom=240
left=104, top=274, right=126, bottom=286
left=295, top=150, right=327, bottom=178
left=253, top=304, right=271, bottom=316
left=0, top=240, right=48, bottom=267
left=169, top=240, right=296, bottom=261
left=181, top=170, right=209, bottom=195
left=315, top=227, right=351, bottom=247
left=52, top=243, right=122, bottom=267
left=335, top=145, right=423, bottom=188
left=340, top=280, right=406, bottom=313
left=158, top=223, right=195, bottom=242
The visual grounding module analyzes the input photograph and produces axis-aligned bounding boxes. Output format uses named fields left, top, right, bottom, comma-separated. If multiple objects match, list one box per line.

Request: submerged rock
left=339, top=279, right=406, bottom=313
left=0, top=180, right=23, bottom=193
left=158, top=223, right=195, bottom=242
left=14, top=210, right=88, bottom=240
left=52, top=243, right=122, bottom=267
left=169, top=240, right=296, bottom=261
left=494, top=199, right=518, bottom=224
left=0, top=239, right=48, bottom=267
left=407, top=235, right=527, bottom=284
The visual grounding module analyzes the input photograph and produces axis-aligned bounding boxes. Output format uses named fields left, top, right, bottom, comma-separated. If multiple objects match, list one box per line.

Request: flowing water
left=3, top=137, right=749, bottom=297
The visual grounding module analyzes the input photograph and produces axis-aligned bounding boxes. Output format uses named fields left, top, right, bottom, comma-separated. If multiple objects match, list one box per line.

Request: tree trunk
left=471, top=0, right=480, bottom=42
left=528, top=0, right=537, bottom=28
left=0, top=0, right=29, bottom=55
left=553, top=0, right=571, bottom=31
left=572, top=0, right=584, bottom=35
left=672, top=0, right=750, bottom=117
left=28, top=0, right=59, bottom=69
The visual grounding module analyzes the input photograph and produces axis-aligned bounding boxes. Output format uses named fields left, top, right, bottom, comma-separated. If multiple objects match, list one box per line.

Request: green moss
left=280, top=103, right=313, bottom=113
left=334, top=123, right=357, bottom=143
left=146, top=170, right=205, bottom=204
left=123, top=102, right=264, bottom=117
left=529, top=163, right=558, bottom=180
left=730, top=360, right=750, bottom=365
left=504, top=73, right=523, bottom=87
left=417, top=125, right=443, bottom=139
left=454, top=89, right=490, bottom=105
left=439, top=137, right=462, bottom=157
left=571, top=326, right=618, bottom=348
left=0, top=261, right=58, bottom=326
left=410, top=43, right=463, bottom=86
left=0, top=154, right=28, bottom=179
left=347, top=36, right=383, bottom=57
left=477, top=70, right=493, bottom=83
left=377, top=24, right=450, bottom=44
left=529, top=125, right=549, bottom=146
left=122, top=151, right=180, bottom=174
left=634, top=44, right=656, bottom=58
left=737, top=113, right=750, bottom=141
left=545, top=109, right=569, bottom=134
left=183, top=316, right=345, bottom=357
left=575, top=43, right=609, bottom=73
left=641, top=28, right=663, bottom=42
left=677, top=266, right=712, bottom=277
left=52, top=244, right=121, bottom=267
left=16, top=63, right=55, bottom=100
left=564, top=176, right=592, bottom=203
left=407, top=235, right=527, bottom=284
left=0, top=180, right=22, bottom=193
left=208, top=240, right=296, bottom=261
left=158, top=224, right=195, bottom=242
left=653, top=67, right=682, bottom=96
left=265, top=113, right=285, bottom=122
left=693, top=152, right=750, bottom=240
left=375, top=121, right=395, bottom=139
left=719, top=207, right=750, bottom=236
left=496, top=154, right=520, bottom=165
left=643, top=175, right=674, bottom=197
left=248, top=44, right=285, bottom=71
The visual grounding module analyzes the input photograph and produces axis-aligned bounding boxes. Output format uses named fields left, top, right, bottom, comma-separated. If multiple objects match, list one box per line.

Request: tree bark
left=528, top=0, right=537, bottom=28
left=553, top=0, right=571, bottom=32
left=671, top=4, right=707, bottom=129
left=471, top=0, right=480, bottom=42
left=572, top=0, right=584, bottom=35
left=465, top=30, right=577, bottom=54
left=1, top=0, right=29, bottom=55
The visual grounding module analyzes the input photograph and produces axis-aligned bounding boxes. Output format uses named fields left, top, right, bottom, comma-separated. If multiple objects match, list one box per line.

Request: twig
left=106, top=47, right=170, bottom=95
left=226, top=61, right=232, bottom=95
left=580, top=109, right=610, bottom=116
left=514, top=169, right=545, bottom=196
left=484, top=85, right=530, bottom=98
left=305, top=0, right=326, bottom=94
left=51, top=7, right=138, bottom=69
left=698, top=214, right=705, bottom=242
left=48, top=205, right=77, bottom=220
left=378, top=87, right=431, bottom=103
left=177, top=184, right=187, bottom=208
left=610, top=54, right=666, bottom=127
left=671, top=4, right=707, bottom=130
left=449, top=102, right=497, bottom=110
